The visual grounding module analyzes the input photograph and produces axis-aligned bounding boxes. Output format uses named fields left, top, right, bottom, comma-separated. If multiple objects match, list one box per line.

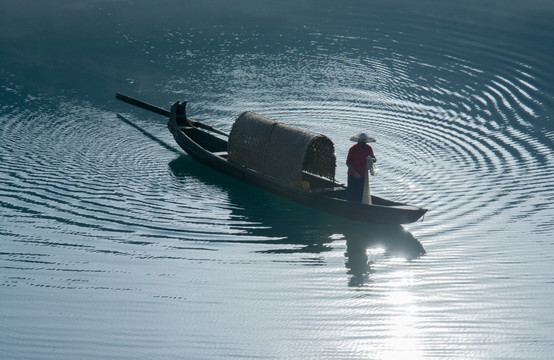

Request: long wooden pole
left=115, top=92, right=229, bottom=137
left=116, top=92, right=169, bottom=116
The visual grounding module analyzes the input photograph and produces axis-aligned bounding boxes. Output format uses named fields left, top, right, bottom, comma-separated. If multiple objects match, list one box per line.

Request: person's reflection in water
left=345, top=236, right=373, bottom=287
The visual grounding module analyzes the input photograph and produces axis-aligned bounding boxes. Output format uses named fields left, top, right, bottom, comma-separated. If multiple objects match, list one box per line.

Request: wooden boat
left=116, top=93, right=427, bottom=224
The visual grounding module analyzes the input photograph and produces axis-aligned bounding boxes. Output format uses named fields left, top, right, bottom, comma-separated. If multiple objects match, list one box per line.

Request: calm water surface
left=1, top=0, right=553, bottom=359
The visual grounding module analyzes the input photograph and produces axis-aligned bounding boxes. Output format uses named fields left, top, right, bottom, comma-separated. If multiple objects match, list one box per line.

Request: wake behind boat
left=116, top=93, right=427, bottom=224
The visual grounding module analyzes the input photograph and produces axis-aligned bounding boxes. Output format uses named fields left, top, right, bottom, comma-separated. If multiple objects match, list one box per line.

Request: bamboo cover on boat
left=227, top=111, right=336, bottom=188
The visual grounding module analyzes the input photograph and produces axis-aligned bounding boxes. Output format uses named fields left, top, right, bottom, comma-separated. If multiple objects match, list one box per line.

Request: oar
left=116, top=92, right=169, bottom=116
left=115, top=93, right=229, bottom=137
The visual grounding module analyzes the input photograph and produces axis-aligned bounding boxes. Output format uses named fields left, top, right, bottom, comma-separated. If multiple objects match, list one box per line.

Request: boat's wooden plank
left=178, top=126, right=195, bottom=131
left=387, top=205, right=420, bottom=211
left=311, top=186, right=346, bottom=193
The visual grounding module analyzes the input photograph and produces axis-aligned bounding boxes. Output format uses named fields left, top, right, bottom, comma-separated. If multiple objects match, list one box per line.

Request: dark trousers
left=347, top=175, right=365, bottom=202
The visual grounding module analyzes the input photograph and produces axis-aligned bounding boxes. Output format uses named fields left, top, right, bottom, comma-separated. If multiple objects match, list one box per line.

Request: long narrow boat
left=116, top=93, right=427, bottom=224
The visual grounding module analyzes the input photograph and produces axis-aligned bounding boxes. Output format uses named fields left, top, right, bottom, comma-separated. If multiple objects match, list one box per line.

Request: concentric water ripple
left=1, top=3, right=551, bottom=267
left=2, top=1, right=554, bottom=359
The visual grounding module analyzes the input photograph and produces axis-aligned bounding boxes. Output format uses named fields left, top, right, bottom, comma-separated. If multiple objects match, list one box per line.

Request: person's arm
left=368, top=146, right=376, bottom=163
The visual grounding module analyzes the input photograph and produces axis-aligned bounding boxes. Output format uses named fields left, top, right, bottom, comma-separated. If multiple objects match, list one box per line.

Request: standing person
left=346, top=133, right=376, bottom=202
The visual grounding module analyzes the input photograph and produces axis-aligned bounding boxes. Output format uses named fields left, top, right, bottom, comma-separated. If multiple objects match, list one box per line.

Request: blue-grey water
left=1, top=1, right=553, bottom=359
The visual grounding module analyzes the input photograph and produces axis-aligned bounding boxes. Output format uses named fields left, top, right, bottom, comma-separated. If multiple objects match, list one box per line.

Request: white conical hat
left=350, top=132, right=376, bottom=143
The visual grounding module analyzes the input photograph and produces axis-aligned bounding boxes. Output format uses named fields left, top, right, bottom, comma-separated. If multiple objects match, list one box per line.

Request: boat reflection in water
left=342, top=223, right=425, bottom=287
left=169, top=155, right=425, bottom=286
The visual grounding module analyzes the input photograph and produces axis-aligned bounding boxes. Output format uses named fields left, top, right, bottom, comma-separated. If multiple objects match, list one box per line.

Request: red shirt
left=346, top=143, right=376, bottom=177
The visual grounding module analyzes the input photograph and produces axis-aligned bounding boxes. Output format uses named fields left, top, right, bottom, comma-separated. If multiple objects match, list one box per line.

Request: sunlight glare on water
left=1, top=0, right=554, bottom=359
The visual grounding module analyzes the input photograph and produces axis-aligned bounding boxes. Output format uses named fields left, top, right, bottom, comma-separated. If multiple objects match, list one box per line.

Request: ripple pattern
left=2, top=1, right=554, bottom=359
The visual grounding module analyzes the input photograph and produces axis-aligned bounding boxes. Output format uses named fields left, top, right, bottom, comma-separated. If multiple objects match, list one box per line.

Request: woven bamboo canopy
left=227, top=111, right=336, bottom=188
